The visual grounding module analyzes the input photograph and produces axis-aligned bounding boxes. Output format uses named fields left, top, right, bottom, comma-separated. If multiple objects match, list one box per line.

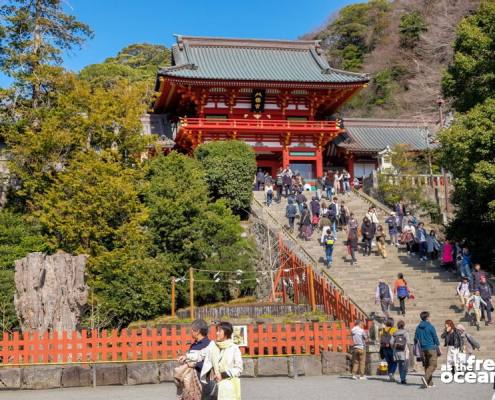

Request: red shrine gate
left=151, top=35, right=369, bottom=179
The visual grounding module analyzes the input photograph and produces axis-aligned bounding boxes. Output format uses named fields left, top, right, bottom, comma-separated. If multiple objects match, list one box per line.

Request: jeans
left=276, top=186, right=282, bottom=202
left=398, top=296, right=406, bottom=315
left=326, top=187, right=333, bottom=199
left=342, top=180, right=350, bottom=192
left=325, top=246, right=334, bottom=266
left=349, top=246, right=357, bottom=263
left=288, top=217, right=295, bottom=230
left=382, top=347, right=397, bottom=375
left=363, top=238, right=372, bottom=255
left=283, top=184, right=291, bottom=197
left=397, top=360, right=408, bottom=383
left=331, top=220, right=338, bottom=239
left=380, top=299, right=391, bottom=318
left=419, top=241, right=427, bottom=258
left=482, top=299, right=493, bottom=322
left=266, top=192, right=272, bottom=206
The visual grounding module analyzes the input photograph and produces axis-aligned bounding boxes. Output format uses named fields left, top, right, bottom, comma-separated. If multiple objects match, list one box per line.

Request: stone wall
left=0, top=351, right=355, bottom=390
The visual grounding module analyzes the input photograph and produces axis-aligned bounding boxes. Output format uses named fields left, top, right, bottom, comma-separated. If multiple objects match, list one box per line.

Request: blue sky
left=0, top=0, right=356, bottom=87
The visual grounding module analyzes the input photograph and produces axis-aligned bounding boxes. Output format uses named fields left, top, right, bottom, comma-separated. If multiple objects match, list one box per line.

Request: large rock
left=95, top=364, right=126, bottom=386
left=257, top=357, right=288, bottom=376
left=127, top=363, right=159, bottom=385
left=241, top=358, right=256, bottom=377
left=0, top=368, right=21, bottom=389
left=14, top=252, right=88, bottom=334
left=21, top=366, right=62, bottom=389
left=61, top=365, right=92, bottom=387
left=321, top=351, right=350, bottom=374
left=159, top=361, right=178, bottom=382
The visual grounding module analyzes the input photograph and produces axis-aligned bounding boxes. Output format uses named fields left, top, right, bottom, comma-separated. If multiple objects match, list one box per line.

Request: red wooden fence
left=0, top=322, right=352, bottom=366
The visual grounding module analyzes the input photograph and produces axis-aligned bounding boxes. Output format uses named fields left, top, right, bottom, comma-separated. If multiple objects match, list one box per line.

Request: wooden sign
left=251, top=89, right=266, bottom=112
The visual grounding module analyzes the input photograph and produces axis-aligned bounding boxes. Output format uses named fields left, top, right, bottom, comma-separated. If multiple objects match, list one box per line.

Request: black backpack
left=394, top=333, right=407, bottom=351
left=380, top=330, right=392, bottom=348
left=379, top=282, right=390, bottom=299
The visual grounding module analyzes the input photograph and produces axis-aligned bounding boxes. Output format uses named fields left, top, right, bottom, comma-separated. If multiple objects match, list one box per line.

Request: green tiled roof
left=337, top=124, right=431, bottom=152
left=160, top=35, right=369, bottom=84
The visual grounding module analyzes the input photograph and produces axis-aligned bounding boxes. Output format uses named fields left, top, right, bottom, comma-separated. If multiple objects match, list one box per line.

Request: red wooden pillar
left=282, top=147, right=289, bottom=169
left=315, top=148, right=323, bottom=178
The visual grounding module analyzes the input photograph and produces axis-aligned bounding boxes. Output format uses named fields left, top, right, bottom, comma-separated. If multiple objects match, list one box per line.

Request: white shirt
left=199, top=341, right=243, bottom=383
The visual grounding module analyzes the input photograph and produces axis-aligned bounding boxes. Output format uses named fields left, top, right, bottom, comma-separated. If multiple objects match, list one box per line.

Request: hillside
left=305, top=0, right=481, bottom=119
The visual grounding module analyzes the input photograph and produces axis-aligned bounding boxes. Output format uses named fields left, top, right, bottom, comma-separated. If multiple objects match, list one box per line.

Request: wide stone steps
left=253, top=190, right=495, bottom=361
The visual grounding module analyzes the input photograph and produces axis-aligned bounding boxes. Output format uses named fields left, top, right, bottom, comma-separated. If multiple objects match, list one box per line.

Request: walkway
left=1, top=376, right=491, bottom=400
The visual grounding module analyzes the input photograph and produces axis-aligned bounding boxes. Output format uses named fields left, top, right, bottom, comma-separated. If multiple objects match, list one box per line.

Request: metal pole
left=189, top=267, right=194, bottom=319
left=171, top=278, right=176, bottom=318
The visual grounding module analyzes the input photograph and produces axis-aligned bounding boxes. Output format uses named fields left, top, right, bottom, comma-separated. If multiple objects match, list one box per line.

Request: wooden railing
left=179, top=117, right=340, bottom=132
left=0, top=322, right=352, bottom=366
left=379, top=173, right=452, bottom=188
left=251, top=197, right=369, bottom=327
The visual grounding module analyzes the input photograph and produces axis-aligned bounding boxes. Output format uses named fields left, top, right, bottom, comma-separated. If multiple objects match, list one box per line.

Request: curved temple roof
left=159, top=35, right=369, bottom=84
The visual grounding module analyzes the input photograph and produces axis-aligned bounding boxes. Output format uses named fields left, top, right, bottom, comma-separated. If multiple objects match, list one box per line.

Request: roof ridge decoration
left=175, top=34, right=323, bottom=51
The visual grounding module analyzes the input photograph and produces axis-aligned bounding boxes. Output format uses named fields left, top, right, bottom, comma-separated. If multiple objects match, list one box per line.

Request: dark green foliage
left=442, top=1, right=495, bottom=112
left=438, top=99, right=495, bottom=269
left=0, top=211, right=48, bottom=332
left=87, top=247, right=173, bottom=327
left=316, top=0, right=391, bottom=70
left=145, top=152, right=255, bottom=308
left=80, top=43, right=171, bottom=88
left=399, top=11, right=427, bottom=49
left=195, top=141, right=257, bottom=215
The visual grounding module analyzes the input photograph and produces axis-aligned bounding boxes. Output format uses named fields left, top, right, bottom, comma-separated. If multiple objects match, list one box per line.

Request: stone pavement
left=0, top=375, right=491, bottom=400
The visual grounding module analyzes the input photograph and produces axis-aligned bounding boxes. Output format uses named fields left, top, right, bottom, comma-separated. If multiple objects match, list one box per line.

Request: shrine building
left=149, top=35, right=431, bottom=181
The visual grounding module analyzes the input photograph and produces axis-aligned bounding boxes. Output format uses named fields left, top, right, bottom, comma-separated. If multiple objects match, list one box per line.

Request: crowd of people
left=175, top=320, right=242, bottom=400
left=352, top=311, right=481, bottom=388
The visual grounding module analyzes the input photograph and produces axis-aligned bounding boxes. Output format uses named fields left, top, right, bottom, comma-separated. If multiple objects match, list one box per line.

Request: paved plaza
left=0, top=374, right=491, bottom=400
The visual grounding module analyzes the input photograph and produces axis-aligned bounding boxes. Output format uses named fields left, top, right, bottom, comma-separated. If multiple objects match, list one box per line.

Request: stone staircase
left=253, top=190, right=495, bottom=363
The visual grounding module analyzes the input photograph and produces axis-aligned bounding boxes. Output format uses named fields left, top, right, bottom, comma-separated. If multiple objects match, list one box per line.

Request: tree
left=0, top=0, right=93, bottom=107
left=399, top=11, right=427, bottom=49
left=80, top=43, right=171, bottom=88
left=145, top=152, right=255, bottom=307
left=442, top=1, right=495, bottom=112
left=4, top=74, right=149, bottom=209
left=438, top=99, right=495, bottom=269
left=87, top=246, right=174, bottom=327
left=0, top=211, right=47, bottom=332
left=36, top=150, right=147, bottom=256
left=195, top=141, right=257, bottom=215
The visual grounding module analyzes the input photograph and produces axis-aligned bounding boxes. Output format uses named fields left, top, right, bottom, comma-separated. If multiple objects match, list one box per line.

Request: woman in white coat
left=200, top=322, right=243, bottom=400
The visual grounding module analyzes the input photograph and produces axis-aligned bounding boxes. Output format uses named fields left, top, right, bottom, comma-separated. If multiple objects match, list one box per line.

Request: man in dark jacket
left=362, top=218, right=375, bottom=256
left=479, top=276, right=493, bottom=326
left=472, top=263, right=487, bottom=291
left=414, top=311, right=440, bottom=388
left=286, top=199, right=298, bottom=232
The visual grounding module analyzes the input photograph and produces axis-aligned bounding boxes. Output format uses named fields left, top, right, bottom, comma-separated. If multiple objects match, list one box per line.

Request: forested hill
left=304, top=0, right=481, bottom=119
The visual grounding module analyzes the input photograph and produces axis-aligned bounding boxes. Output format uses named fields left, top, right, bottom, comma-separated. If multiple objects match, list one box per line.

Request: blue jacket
left=414, top=320, right=439, bottom=351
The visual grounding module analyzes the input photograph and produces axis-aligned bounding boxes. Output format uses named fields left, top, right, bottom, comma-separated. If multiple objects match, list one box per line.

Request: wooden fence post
left=189, top=267, right=195, bottom=319
left=308, top=266, right=316, bottom=312
left=171, top=278, right=176, bottom=318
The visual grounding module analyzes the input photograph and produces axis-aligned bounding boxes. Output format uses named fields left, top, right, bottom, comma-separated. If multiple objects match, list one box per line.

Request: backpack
left=380, top=329, right=392, bottom=348
left=379, top=282, right=390, bottom=299
left=394, top=333, right=407, bottom=351
left=286, top=204, right=297, bottom=218
left=397, top=285, right=408, bottom=298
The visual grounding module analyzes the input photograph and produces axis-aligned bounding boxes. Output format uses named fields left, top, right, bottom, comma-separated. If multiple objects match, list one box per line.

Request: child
left=323, top=228, right=335, bottom=268
left=457, top=277, right=471, bottom=317
left=468, top=290, right=487, bottom=331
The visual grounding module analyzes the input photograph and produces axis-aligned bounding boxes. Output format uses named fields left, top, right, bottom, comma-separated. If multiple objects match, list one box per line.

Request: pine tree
left=0, top=0, right=93, bottom=107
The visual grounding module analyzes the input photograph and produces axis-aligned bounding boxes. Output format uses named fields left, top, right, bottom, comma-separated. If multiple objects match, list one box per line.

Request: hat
left=456, top=324, right=465, bottom=332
